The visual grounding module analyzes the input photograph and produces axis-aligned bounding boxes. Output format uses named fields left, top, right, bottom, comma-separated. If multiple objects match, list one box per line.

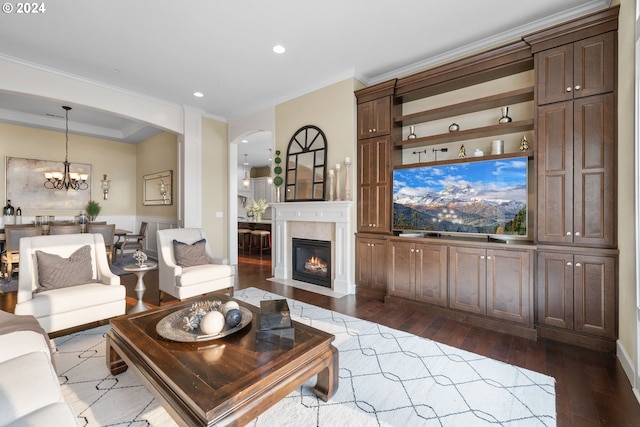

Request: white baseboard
left=617, top=339, right=640, bottom=405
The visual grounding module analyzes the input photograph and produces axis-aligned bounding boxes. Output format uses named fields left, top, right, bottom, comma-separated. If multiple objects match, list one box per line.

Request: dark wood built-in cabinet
left=354, top=6, right=619, bottom=350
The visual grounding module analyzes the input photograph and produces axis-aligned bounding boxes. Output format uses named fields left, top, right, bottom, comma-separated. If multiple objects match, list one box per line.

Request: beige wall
left=135, top=131, right=178, bottom=218
left=0, top=122, right=136, bottom=217
left=612, top=0, right=636, bottom=369
left=202, top=117, right=229, bottom=259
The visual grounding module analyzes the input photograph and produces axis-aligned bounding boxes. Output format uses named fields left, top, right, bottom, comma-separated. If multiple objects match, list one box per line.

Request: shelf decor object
left=408, top=126, right=417, bottom=139
left=448, top=123, right=460, bottom=132
left=519, top=134, right=530, bottom=151
left=498, top=106, right=512, bottom=123
left=458, top=145, right=466, bottom=158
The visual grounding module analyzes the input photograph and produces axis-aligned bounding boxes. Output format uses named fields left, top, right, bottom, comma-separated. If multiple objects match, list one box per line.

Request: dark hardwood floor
left=2, top=252, right=639, bottom=426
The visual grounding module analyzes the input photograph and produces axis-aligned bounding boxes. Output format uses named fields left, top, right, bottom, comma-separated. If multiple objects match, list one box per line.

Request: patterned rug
left=53, top=287, right=556, bottom=426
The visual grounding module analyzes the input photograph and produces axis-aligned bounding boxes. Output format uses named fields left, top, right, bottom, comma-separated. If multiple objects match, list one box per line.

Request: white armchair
left=156, top=228, right=235, bottom=302
left=14, top=233, right=126, bottom=333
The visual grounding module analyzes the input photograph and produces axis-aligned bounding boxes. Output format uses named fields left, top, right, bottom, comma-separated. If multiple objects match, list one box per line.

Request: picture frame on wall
left=143, top=170, right=172, bottom=206
left=5, top=156, right=92, bottom=210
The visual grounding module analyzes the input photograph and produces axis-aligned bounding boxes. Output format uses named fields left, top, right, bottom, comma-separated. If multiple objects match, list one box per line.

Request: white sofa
left=0, top=310, right=78, bottom=426
left=156, top=228, right=235, bottom=301
left=14, top=233, right=126, bottom=333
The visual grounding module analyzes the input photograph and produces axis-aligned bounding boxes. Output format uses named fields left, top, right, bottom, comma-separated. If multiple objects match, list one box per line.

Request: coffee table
left=106, top=294, right=338, bottom=426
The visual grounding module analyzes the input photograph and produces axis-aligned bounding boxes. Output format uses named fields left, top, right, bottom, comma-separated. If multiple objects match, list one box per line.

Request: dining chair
left=87, top=223, right=116, bottom=265
left=49, top=224, right=82, bottom=235
left=1, top=225, right=40, bottom=279
left=114, top=222, right=148, bottom=263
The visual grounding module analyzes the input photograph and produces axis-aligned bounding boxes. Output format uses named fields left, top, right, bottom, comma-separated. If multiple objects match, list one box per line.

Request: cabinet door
left=388, top=240, right=415, bottom=299
left=536, top=33, right=615, bottom=106
left=356, top=237, right=387, bottom=292
left=573, top=93, right=615, bottom=247
left=357, top=97, right=391, bottom=139
left=448, top=246, right=485, bottom=315
left=573, top=254, right=616, bottom=339
left=415, top=243, right=447, bottom=307
left=536, top=251, right=574, bottom=330
left=486, top=249, right=531, bottom=325
left=357, top=137, right=392, bottom=233
left=536, top=43, right=574, bottom=105
left=573, top=32, right=615, bottom=99
left=537, top=101, right=573, bottom=244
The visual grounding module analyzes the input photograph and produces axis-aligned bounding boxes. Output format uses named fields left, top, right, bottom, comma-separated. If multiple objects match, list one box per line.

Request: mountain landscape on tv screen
left=393, top=159, right=528, bottom=235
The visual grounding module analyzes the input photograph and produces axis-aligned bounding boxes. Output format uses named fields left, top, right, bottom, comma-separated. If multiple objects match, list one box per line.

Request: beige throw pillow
left=173, top=238, right=208, bottom=267
left=36, top=245, right=94, bottom=293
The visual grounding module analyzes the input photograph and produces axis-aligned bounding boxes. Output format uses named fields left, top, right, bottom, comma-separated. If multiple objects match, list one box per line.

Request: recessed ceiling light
left=272, top=44, right=286, bottom=54
left=241, top=139, right=249, bottom=143
left=193, top=92, right=204, bottom=98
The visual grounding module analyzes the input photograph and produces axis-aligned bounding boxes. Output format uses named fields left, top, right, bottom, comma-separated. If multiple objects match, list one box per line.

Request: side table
left=123, top=262, right=158, bottom=314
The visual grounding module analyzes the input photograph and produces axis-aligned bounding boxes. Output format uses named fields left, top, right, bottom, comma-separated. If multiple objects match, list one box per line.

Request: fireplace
left=292, top=238, right=331, bottom=288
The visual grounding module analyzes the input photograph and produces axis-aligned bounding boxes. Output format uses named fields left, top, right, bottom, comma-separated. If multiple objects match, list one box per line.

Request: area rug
left=53, top=287, right=556, bottom=426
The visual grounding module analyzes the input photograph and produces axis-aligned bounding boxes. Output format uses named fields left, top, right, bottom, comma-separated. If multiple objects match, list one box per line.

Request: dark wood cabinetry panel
left=486, top=249, right=532, bottom=325
left=535, top=32, right=615, bottom=105
left=357, top=97, right=391, bottom=139
left=355, top=236, right=387, bottom=299
left=537, top=93, right=615, bottom=247
left=387, top=240, right=415, bottom=300
left=536, top=251, right=574, bottom=330
left=388, top=240, right=447, bottom=307
left=448, top=246, right=486, bottom=315
left=573, top=253, right=616, bottom=338
left=537, top=249, right=616, bottom=341
left=357, top=136, right=392, bottom=233
left=415, top=243, right=448, bottom=307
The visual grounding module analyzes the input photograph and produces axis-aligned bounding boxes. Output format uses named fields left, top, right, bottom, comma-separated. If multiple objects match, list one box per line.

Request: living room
left=0, top=0, right=639, bottom=425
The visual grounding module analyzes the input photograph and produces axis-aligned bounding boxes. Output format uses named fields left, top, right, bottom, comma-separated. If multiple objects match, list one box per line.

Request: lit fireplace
left=292, top=238, right=331, bottom=288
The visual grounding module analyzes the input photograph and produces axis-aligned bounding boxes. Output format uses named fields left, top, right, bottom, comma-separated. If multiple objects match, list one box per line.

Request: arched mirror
left=285, top=125, right=327, bottom=201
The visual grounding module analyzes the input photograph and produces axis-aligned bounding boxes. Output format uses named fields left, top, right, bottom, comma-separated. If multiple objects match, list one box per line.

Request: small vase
left=498, top=107, right=512, bottom=123
left=408, top=126, right=417, bottom=139
left=256, top=213, right=262, bottom=222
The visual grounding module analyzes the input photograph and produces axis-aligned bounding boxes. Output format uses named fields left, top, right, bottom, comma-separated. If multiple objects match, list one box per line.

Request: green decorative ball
left=275, top=150, right=281, bottom=155
left=274, top=166, right=282, bottom=174
left=273, top=176, right=284, bottom=186
left=274, top=157, right=281, bottom=164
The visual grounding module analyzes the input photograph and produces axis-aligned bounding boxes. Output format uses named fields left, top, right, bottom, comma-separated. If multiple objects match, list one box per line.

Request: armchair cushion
left=173, top=238, right=208, bottom=267
left=35, top=245, right=94, bottom=292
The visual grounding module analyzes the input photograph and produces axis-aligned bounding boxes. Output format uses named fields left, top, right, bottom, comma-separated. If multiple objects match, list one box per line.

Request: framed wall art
left=143, top=170, right=172, bottom=205
left=5, top=156, right=92, bottom=210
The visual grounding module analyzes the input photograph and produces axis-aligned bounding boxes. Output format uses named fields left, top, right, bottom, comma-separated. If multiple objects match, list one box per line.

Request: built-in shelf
left=394, top=150, right=534, bottom=170
left=395, top=86, right=534, bottom=126
left=394, top=119, right=534, bottom=149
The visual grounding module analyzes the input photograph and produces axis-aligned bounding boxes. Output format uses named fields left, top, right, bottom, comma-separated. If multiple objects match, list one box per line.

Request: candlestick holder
left=344, top=158, right=352, bottom=200
left=335, top=165, right=341, bottom=201
left=328, top=172, right=335, bottom=201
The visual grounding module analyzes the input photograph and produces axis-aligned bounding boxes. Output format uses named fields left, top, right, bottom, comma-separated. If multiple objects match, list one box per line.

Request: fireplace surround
left=271, top=201, right=354, bottom=294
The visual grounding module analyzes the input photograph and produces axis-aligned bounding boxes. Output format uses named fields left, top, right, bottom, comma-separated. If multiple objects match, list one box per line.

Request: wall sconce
left=101, top=174, right=111, bottom=200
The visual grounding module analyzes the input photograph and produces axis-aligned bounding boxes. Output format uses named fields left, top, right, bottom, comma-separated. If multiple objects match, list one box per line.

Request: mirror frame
left=284, top=125, right=327, bottom=201
left=143, top=170, right=172, bottom=205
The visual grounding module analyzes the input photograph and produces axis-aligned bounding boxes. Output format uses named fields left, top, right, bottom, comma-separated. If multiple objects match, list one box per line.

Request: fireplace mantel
left=271, top=201, right=354, bottom=294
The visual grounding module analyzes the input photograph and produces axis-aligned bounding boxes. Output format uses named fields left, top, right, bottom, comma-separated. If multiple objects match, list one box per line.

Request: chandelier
left=44, top=106, right=89, bottom=191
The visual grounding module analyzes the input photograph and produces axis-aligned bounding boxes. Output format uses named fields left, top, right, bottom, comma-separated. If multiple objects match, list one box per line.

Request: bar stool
left=250, top=230, right=271, bottom=259
left=238, top=228, right=252, bottom=254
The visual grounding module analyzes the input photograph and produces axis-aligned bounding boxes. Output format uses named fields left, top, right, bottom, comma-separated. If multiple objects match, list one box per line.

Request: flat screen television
left=393, top=156, right=528, bottom=238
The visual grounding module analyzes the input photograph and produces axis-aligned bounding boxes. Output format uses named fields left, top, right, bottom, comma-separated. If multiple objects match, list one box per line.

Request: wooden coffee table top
left=107, top=294, right=338, bottom=426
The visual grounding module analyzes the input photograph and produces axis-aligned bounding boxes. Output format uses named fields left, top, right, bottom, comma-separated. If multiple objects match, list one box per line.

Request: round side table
left=123, top=261, right=158, bottom=314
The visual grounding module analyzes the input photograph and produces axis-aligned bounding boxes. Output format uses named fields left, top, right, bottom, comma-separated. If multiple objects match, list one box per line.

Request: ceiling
left=0, top=0, right=610, bottom=167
